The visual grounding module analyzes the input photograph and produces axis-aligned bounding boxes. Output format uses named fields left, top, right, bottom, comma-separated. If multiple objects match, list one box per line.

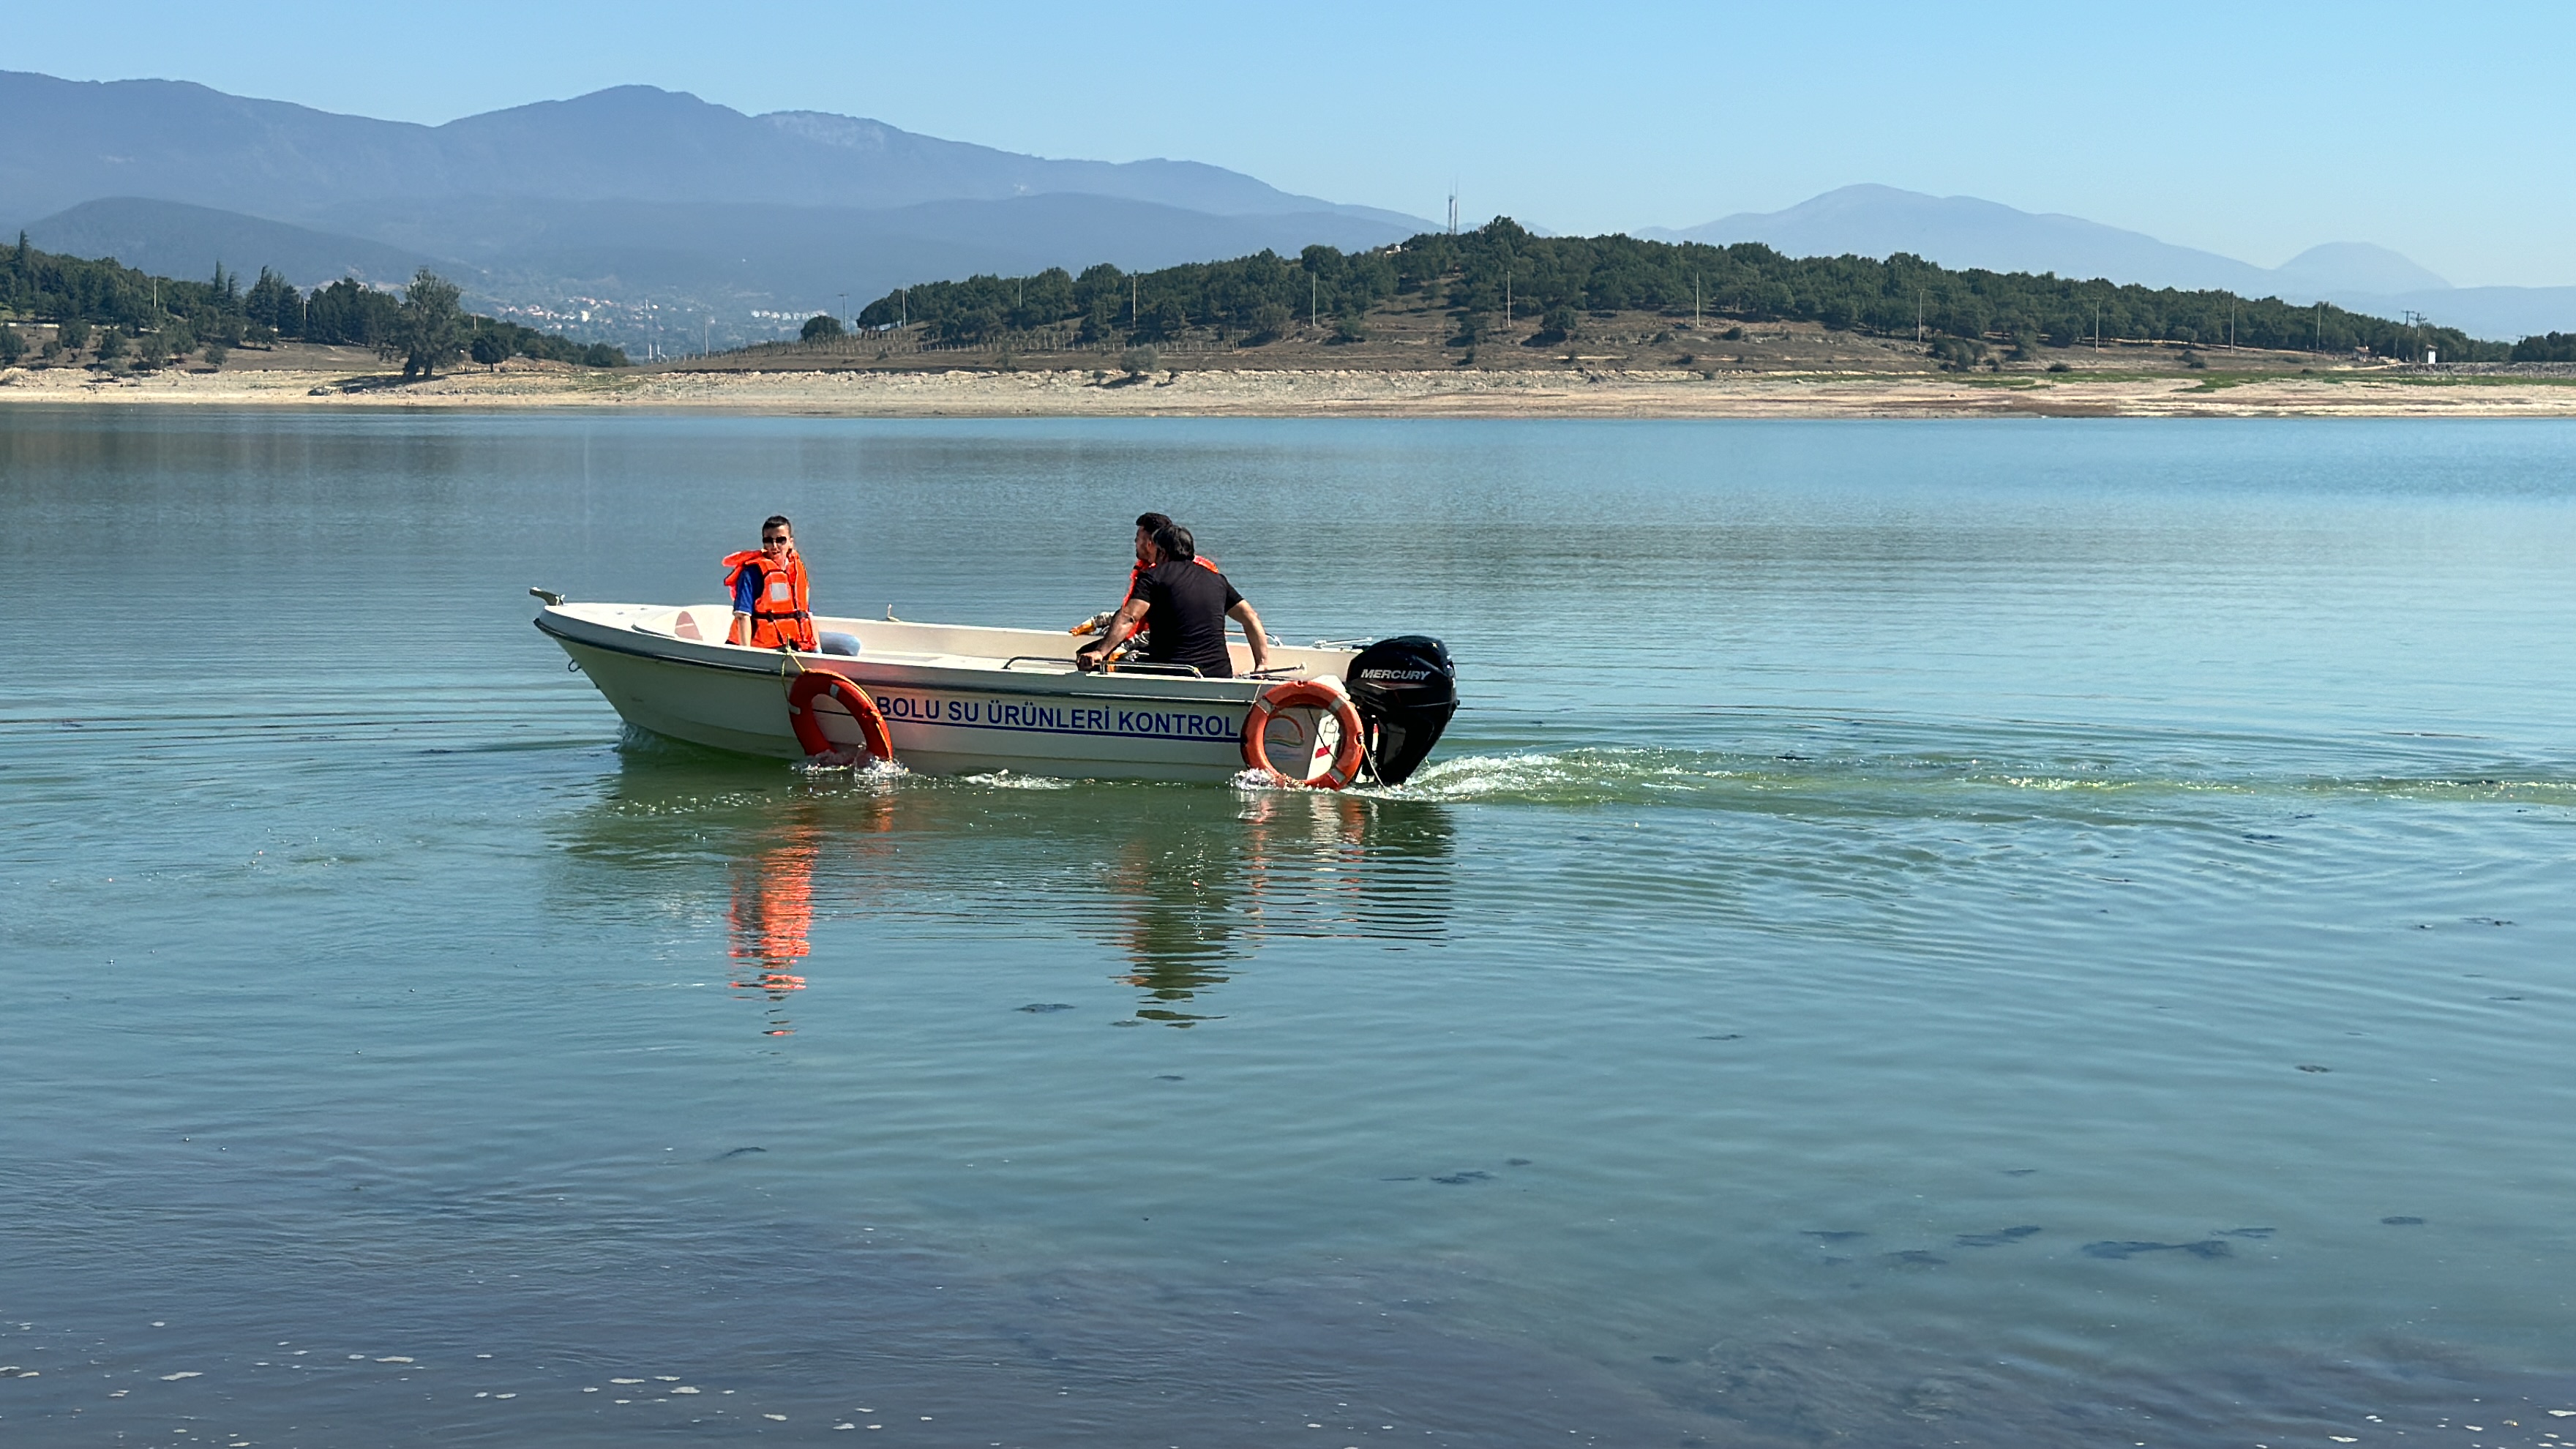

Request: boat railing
left=1001, top=655, right=1212, bottom=679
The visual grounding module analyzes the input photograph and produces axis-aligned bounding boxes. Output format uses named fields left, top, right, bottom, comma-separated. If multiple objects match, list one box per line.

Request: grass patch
left=2313, top=372, right=2576, bottom=389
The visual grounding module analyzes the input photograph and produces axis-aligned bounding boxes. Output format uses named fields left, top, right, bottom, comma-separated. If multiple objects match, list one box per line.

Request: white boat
left=531, top=596, right=1458, bottom=786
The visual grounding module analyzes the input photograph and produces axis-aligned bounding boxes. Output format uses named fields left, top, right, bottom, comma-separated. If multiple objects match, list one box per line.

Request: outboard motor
left=1345, top=636, right=1458, bottom=785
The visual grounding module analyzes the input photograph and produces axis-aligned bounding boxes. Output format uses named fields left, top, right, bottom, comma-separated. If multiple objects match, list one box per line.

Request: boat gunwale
left=535, top=608, right=1298, bottom=706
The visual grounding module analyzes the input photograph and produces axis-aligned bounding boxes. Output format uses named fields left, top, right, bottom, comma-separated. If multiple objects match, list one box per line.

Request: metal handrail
left=1001, top=656, right=1080, bottom=672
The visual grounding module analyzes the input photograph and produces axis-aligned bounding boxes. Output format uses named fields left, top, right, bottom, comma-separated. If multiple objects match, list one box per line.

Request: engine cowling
left=1344, top=636, right=1457, bottom=786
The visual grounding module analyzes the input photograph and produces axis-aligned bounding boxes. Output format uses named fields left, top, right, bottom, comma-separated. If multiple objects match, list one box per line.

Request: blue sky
left=11, top=1, right=2571, bottom=285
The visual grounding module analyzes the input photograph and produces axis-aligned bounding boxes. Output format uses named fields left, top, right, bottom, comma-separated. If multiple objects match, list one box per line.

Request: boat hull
left=537, top=602, right=1357, bottom=782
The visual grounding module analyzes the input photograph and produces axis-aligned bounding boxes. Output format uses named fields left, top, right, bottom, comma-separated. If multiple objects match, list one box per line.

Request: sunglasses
left=762, top=535, right=791, bottom=544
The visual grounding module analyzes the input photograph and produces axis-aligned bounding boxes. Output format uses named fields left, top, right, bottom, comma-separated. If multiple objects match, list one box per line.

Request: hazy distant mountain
left=0, top=70, right=1431, bottom=349
left=2302, top=284, right=2576, bottom=342
left=1645, top=185, right=2576, bottom=340
left=2267, top=242, right=2450, bottom=296
left=26, top=198, right=439, bottom=288
left=0, top=71, right=1416, bottom=224
left=1646, top=185, right=2280, bottom=291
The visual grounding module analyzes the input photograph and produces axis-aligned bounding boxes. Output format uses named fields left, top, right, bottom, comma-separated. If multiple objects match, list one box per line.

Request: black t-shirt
left=1128, top=560, right=1243, bottom=677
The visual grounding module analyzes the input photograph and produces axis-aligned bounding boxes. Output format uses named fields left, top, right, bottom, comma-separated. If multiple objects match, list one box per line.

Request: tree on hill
left=387, top=269, right=468, bottom=378
left=244, top=268, right=301, bottom=339
left=307, top=278, right=397, bottom=347
left=802, top=314, right=843, bottom=342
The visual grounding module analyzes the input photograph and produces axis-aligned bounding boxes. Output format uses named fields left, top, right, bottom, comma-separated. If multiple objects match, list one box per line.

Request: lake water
left=4, top=409, right=2572, bottom=1448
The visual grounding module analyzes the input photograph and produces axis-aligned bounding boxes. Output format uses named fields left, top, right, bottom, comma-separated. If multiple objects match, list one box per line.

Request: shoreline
left=8, top=362, right=2576, bottom=418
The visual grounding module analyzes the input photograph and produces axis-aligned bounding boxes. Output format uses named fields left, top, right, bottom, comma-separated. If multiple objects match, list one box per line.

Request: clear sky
left=10, top=1, right=2570, bottom=286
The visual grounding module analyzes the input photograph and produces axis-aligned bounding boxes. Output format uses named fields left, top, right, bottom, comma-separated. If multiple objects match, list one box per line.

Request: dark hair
left=762, top=514, right=793, bottom=534
left=1154, top=523, right=1196, bottom=561
left=1134, top=512, right=1172, bottom=533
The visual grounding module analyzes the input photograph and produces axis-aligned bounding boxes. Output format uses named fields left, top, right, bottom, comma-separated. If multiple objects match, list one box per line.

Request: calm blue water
left=4, top=410, right=2573, bottom=1447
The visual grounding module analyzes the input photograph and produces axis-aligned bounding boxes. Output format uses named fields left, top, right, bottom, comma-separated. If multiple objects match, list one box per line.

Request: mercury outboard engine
left=1345, top=636, right=1458, bottom=785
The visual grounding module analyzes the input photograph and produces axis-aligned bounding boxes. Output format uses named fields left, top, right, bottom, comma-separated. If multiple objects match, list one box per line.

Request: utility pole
left=1694, top=272, right=1701, bottom=329
left=1504, top=269, right=1510, bottom=328
left=2228, top=302, right=2236, bottom=352
left=1131, top=276, right=1138, bottom=330
left=1917, top=289, right=1924, bottom=343
left=1312, top=272, right=1319, bottom=329
left=2315, top=302, right=2324, bottom=353
left=2093, top=302, right=2101, bottom=352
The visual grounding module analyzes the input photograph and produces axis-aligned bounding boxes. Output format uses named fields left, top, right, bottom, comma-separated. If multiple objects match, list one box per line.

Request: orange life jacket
left=722, top=547, right=818, bottom=651
left=1126, top=553, right=1218, bottom=597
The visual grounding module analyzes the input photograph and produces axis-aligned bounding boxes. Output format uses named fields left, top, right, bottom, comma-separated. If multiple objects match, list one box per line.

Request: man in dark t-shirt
left=1079, top=523, right=1270, bottom=678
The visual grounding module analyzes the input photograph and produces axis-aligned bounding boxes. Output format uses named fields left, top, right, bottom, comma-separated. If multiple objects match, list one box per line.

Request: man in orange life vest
left=722, top=514, right=819, bottom=651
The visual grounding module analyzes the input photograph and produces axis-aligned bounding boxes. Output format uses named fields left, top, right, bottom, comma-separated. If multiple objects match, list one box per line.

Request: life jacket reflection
left=728, top=827, right=817, bottom=1036
left=722, top=548, right=819, bottom=651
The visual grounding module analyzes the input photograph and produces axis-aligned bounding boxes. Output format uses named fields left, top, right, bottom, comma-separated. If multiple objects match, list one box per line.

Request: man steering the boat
left=1077, top=519, right=1270, bottom=678
left=722, top=514, right=819, bottom=651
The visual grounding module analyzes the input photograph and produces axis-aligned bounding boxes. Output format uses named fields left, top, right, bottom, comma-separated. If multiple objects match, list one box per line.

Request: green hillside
left=853, top=217, right=2514, bottom=362
left=0, top=234, right=625, bottom=372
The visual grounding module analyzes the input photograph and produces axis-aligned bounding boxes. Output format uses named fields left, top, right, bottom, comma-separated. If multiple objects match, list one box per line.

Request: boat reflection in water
left=1102, top=787, right=1455, bottom=1025
left=558, top=749, right=1452, bottom=1036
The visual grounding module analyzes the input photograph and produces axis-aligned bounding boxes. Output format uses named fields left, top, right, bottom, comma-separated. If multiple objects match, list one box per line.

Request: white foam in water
left=1395, top=751, right=1576, bottom=800
left=963, top=771, right=1071, bottom=790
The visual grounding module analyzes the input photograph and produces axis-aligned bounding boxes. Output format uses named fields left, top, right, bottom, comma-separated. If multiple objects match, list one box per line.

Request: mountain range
left=0, top=70, right=1429, bottom=351
left=6, top=71, right=2569, bottom=348
left=1646, top=186, right=2576, bottom=342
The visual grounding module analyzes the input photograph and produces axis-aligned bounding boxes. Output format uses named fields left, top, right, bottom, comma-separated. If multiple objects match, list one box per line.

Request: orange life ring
left=785, top=670, right=895, bottom=765
left=1240, top=678, right=1367, bottom=789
